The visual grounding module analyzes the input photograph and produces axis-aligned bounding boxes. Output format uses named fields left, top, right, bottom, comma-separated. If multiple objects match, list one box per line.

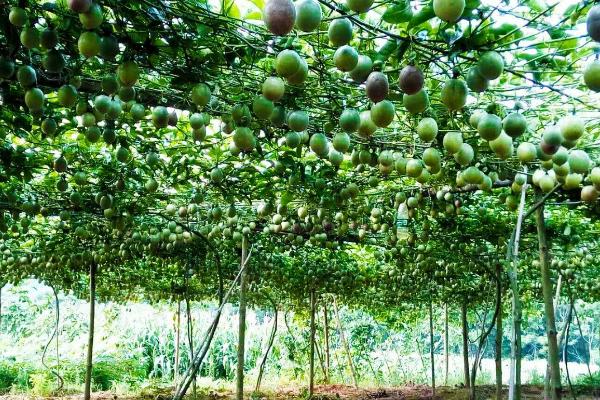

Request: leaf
left=408, top=5, right=435, bottom=28
left=248, top=0, right=265, bottom=10
left=244, top=11, right=263, bottom=21
left=223, top=0, right=241, bottom=19
left=382, top=1, right=413, bottom=24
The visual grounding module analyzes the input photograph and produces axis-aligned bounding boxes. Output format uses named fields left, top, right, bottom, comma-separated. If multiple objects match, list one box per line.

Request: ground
left=2, top=384, right=600, bottom=400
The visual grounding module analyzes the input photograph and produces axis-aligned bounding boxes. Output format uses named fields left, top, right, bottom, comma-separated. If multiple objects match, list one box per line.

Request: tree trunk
left=324, top=304, right=330, bottom=384
left=236, top=236, right=249, bottom=400
left=333, top=298, right=358, bottom=388
left=175, top=301, right=181, bottom=380
left=429, top=299, right=436, bottom=397
left=309, top=290, right=316, bottom=398
left=84, top=262, right=97, bottom=400
left=496, top=263, right=503, bottom=400
left=255, top=305, right=277, bottom=393
left=444, top=303, right=449, bottom=386
left=536, top=205, right=562, bottom=400
left=461, top=302, right=470, bottom=389
left=508, top=172, right=527, bottom=400
left=546, top=275, right=563, bottom=400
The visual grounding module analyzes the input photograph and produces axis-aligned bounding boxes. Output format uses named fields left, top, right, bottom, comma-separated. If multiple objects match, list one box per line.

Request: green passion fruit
left=503, top=112, right=527, bottom=137
left=346, top=0, right=374, bottom=13
left=370, top=100, right=395, bottom=127
left=334, top=45, right=359, bottom=72
left=295, top=0, right=322, bottom=32
left=586, top=5, right=600, bottom=42
left=333, top=132, right=351, bottom=153
left=276, top=49, right=302, bottom=77
left=80, top=3, right=103, bottom=29
left=477, top=113, right=502, bottom=141
left=310, top=133, right=329, bottom=157
left=477, top=51, right=504, bottom=80
left=191, top=83, right=211, bottom=107
left=286, top=56, right=308, bottom=85
left=287, top=110, right=309, bottom=131
left=20, top=27, right=40, bottom=49
left=403, top=89, right=429, bottom=114
left=262, top=77, right=285, bottom=101
left=9, top=7, right=28, bottom=27
left=443, top=131, right=463, bottom=154
left=517, top=142, right=537, bottom=163
left=25, top=88, right=44, bottom=111
left=78, top=31, right=100, bottom=58
left=559, top=115, right=584, bottom=142
left=264, top=0, right=296, bottom=36
left=340, top=109, right=360, bottom=133
left=328, top=18, right=353, bottom=47
left=441, top=78, right=468, bottom=111
left=466, top=67, right=489, bottom=93
left=253, top=96, right=274, bottom=120
left=349, top=55, right=373, bottom=83
left=454, top=143, right=474, bottom=166
left=357, top=111, right=377, bottom=137
left=233, top=127, right=256, bottom=152
left=433, top=0, right=465, bottom=22
left=417, top=118, right=438, bottom=142
left=584, top=61, right=600, bottom=92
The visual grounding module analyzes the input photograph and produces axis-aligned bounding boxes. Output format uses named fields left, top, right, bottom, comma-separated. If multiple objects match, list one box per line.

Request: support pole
left=236, top=236, right=249, bottom=400
left=84, top=262, right=97, bottom=400
left=309, top=290, right=316, bottom=398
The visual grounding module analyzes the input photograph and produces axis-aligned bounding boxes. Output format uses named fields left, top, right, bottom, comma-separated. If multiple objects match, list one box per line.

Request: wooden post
left=324, top=303, right=330, bottom=384
left=84, top=262, right=97, bottom=400
left=508, top=172, right=527, bottom=400
left=309, top=290, right=316, bottom=398
left=236, top=236, right=249, bottom=400
left=535, top=205, right=561, bottom=400
left=495, top=263, right=503, bottom=400
left=444, top=303, right=449, bottom=386
left=175, top=301, right=181, bottom=380
left=429, top=299, right=436, bottom=397
left=461, top=302, right=470, bottom=389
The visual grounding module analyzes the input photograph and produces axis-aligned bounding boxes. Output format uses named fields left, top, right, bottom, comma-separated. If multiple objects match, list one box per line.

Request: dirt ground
left=1, top=384, right=599, bottom=400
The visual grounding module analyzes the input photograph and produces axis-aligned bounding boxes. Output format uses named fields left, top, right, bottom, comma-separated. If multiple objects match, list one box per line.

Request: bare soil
left=1, top=384, right=599, bottom=400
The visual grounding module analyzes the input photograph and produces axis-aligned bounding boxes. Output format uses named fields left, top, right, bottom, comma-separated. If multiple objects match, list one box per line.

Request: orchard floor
left=3, top=384, right=600, bottom=400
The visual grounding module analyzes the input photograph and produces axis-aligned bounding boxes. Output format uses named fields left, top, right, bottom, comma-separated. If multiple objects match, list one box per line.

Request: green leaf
left=223, top=0, right=241, bottom=18
left=408, top=5, right=435, bottom=28
left=248, top=0, right=265, bottom=10
left=382, top=1, right=413, bottom=24
left=244, top=10, right=263, bottom=21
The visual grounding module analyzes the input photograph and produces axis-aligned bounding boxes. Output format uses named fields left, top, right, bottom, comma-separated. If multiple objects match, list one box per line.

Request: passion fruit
left=583, top=61, right=600, bottom=92
left=340, top=109, right=360, bottom=133
left=357, top=110, right=377, bottom=137
left=502, top=112, right=527, bottom=137
left=477, top=113, right=502, bottom=141
left=417, top=118, right=438, bottom=142
left=443, top=131, right=463, bottom=154
left=334, top=45, right=359, bottom=72
left=477, top=51, right=504, bottom=80
left=441, top=78, right=468, bottom=111
left=365, top=71, right=389, bottom=103
left=466, top=67, right=488, bottom=93
left=349, top=55, right=373, bottom=83
left=370, top=100, right=395, bottom=127
left=333, top=132, right=351, bottom=153
left=295, top=0, right=322, bottom=32
left=78, top=31, right=100, bottom=58
left=288, top=110, right=309, bottom=131
left=517, top=142, right=537, bottom=163
left=118, top=61, right=140, bottom=87
left=398, top=65, right=424, bottom=95
left=262, top=77, right=285, bottom=101
left=264, top=0, right=296, bottom=36
left=403, top=89, right=429, bottom=114
left=310, top=133, right=329, bottom=157
left=80, top=3, right=103, bottom=29
left=328, top=18, right=353, bottom=47
left=276, top=49, right=302, bottom=77
left=69, top=0, right=92, bottom=13
left=433, top=0, right=465, bottom=22
left=253, top=96, right=275, bottom=120
left=233, top=127, right=256, bottom=152
left=346, top=0, right=374, bottom=13
left=559, top=115, right=584, bottom=141
left=586, top=5, right=600, bottom=42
